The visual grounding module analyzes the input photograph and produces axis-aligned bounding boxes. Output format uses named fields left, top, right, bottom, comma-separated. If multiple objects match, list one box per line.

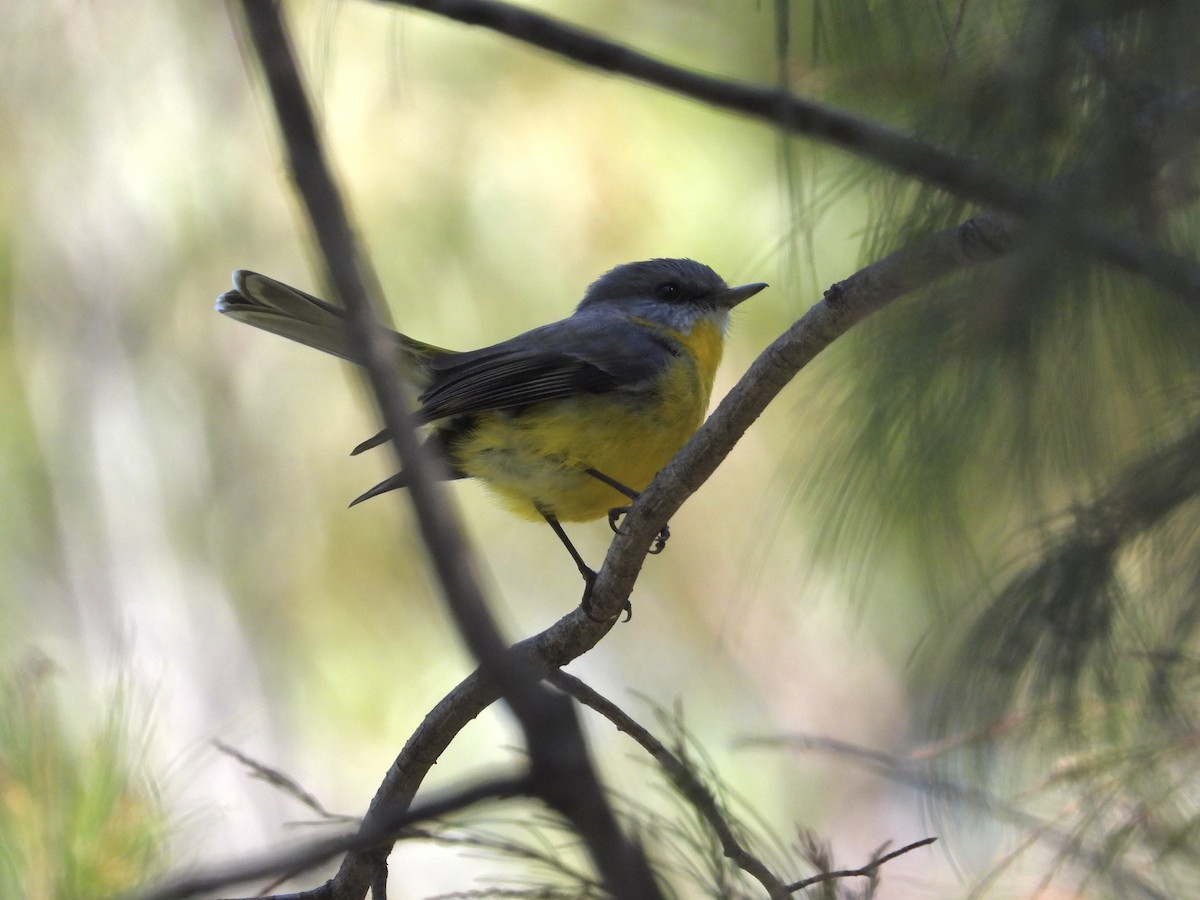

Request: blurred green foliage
left=775, top=2, right=1200, bottom=893
left=0, top=656, right=165, bottom=899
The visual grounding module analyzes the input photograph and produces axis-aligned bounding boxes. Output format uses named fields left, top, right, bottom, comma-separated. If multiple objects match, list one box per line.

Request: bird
left=216, top=258, right=766, bottom=616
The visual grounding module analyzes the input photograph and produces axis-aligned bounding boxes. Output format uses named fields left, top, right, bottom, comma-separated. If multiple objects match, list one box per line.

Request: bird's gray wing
left=417, top=315, right=675, bottom=423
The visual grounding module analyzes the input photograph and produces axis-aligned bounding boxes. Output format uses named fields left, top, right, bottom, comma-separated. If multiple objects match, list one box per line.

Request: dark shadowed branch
left=225, top=2, right=661, bottom=898
left=379, top=0, right=1200, bottom=302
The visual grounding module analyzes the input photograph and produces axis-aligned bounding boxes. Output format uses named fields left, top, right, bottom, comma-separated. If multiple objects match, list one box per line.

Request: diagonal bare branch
left=229, top=1, right=660, bottom=897
left=586, top=210, right=1017, bottom=619
left=379, top=0, right=1200, bottom=302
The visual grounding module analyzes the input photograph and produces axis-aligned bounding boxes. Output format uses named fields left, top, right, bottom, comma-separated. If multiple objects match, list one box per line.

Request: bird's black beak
left=712, top=281, right=768, bottom=309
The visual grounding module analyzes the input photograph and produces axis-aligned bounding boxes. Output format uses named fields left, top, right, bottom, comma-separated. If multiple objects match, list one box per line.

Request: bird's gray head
left=575, top=258, right=766, bottom=332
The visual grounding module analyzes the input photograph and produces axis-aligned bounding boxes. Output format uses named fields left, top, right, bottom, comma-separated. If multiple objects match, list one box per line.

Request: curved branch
left=586, top=211, right=1017, bottom=619
left=330, top=214, right=1025, bottom=889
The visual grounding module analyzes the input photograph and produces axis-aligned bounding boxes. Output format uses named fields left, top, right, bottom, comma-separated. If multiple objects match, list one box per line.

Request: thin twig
left=548, top=671, right=792, bottom=899
left=140, top=776, right=530, bottom=900
left=785, top=837, right=937, bottom=893
left=213, top=741, right=354, bottom=823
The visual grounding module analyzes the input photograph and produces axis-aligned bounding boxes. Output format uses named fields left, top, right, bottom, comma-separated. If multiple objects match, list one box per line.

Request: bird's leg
left=539, top=508, right=629, bottom=622
left=540, top=509, right=595, bottom=584
left=584, top=467, right=641, bottom=502
left=584, top=468, right=671, bottom=554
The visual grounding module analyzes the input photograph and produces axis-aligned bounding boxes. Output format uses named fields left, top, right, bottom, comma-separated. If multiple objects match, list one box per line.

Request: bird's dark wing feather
left=417, top=316, right=675, bottom=423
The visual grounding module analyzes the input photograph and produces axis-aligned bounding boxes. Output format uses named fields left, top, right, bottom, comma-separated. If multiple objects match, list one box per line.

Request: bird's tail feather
left=349, top=430, right=465, bottom=505
left=349, top=472, right=411, bottom=507
left=216, top=270, right=449, bottom=383
left=217, top=271, right=465, bottom=506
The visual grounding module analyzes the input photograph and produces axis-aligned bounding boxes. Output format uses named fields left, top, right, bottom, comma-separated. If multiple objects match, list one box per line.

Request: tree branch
left=937, top=415, right=1200, bottom=723
left=785, top=837, right=937, bottom=893
left=551, top=674, right=938, bottom=896
left=379, top=0, right=1200, bottom=302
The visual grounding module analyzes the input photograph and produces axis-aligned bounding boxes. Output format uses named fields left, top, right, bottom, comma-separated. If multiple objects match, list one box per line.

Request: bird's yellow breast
left=452, top=318, right=725, bottom=522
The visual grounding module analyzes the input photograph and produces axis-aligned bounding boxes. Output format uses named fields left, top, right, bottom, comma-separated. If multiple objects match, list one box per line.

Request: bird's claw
left=608, top=508, right=671, bottom=555
left=648, top=523, right=670, bottom=554
left=580, top=570, right=633, bottom=622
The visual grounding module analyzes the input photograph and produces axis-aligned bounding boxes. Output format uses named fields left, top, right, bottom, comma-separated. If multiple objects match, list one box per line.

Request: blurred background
left=4, top=1, right=1200, bottom=897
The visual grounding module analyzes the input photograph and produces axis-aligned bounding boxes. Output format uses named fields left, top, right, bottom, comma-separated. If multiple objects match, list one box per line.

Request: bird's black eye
left=656, top=281, right=681, bottom=300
